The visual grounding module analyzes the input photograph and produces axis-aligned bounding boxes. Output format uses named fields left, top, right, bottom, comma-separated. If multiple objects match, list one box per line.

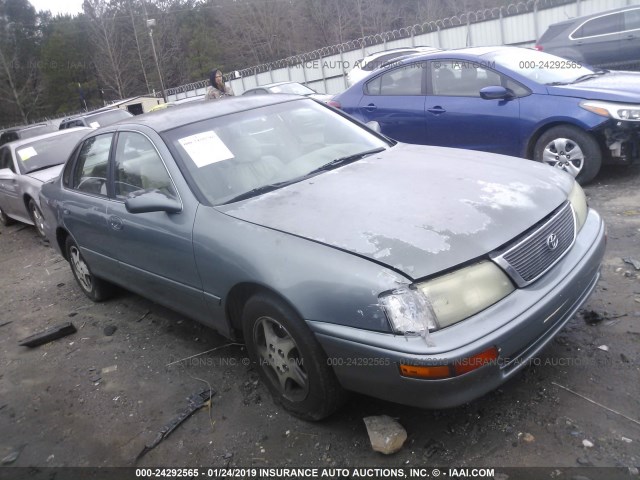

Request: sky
left=29, top=0, right=84, bottom=16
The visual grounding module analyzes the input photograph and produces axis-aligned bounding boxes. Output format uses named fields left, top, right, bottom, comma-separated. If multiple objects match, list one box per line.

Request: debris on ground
left=581, top=310, right=604, bottom=325
left=1, top=448, right=22, bottom=465
left=621, top=437, right=633, bottom=443
left=0, top=321, right=12, bottom=328
left=582, top=439, right=594, bottom=448
left=18, top=322, right=77, bottom=348
left=137, top=311, right=151, bottom=322
left=363, top=415, right=407, bottom=455
left=623, top=257, right=640, bottom=271
left=597, top=345, right=609, bottom=352
left=103, top=325, right=117, bottom=336
left=136, top=388, right=216, bottom=461
left=102, top=365, right=117, bottom=374
left=519, top=432, right=535, bottom=443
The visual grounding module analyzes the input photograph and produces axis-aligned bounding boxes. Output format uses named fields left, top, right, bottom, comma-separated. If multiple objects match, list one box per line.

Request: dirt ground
left=1, top=164, right=639, bottom=475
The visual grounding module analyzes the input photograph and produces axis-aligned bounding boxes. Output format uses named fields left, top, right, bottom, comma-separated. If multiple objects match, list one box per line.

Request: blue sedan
left=333, top=46, right=640, bottom=184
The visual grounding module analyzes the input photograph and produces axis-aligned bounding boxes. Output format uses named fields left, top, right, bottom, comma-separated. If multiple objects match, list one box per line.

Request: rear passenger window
left=113, top=132, right=177, bottom=199
left=365, top=63, right=424, bottom=96
left=72, top=134, right=113, bottom=195
left=625, top=9, right=640, bottom=30
left=576, top=12, right=624, bottom=38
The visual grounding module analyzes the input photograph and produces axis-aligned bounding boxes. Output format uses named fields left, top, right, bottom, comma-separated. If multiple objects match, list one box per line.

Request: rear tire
left=65, top=236, right=114, bottom=302
left=534, top=125, right=601, bottom=184
left=242, top=292, right=346, bottom=420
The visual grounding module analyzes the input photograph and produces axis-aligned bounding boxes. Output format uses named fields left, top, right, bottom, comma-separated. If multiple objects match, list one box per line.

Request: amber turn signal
left=400, top=346, right=499, bottom=380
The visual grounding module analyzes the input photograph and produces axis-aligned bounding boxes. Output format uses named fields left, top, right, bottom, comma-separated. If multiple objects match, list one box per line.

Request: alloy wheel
left=253, top=316, right=309, bottom=402
left=70, top=245, right=93, bottom=293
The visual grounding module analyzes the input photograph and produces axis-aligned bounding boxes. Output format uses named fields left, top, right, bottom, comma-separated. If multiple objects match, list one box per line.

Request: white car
left=242, top=81, right=334, bottom=103
left=0, top=127, right=89, bottom=238
left=347, top=46, right=440, bottom=86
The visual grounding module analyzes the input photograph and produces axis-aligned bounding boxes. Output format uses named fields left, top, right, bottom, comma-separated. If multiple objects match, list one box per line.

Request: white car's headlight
left=380, top=261, right=514, bottom=335
left=568, top=181, right=588, bottom=232
left=580, top=100, right=640, bottom=122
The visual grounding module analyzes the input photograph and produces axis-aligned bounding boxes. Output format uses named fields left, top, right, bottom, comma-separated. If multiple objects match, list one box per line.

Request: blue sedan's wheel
left=242, top=293, right=346, bottom=420
left=65, top=236, right=114, bottom=302
left=0, top=207, right=14, bottom=226
left=534, top=125, right=601, bottom=184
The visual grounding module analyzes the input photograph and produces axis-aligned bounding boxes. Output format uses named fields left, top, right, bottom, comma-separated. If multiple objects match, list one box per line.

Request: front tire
left=28, top=199, right=46, bottom=239
left=534, top=125, right=601, bottom=184
left=242, top=293, right=346, bottom=420
left=65, top=236, right=114, bottom=302
left=0, top=206, right=14, bottom=226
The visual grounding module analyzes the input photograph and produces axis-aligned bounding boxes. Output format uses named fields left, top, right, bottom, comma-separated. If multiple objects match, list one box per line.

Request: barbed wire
left=165, top=0, right=573, bottom=92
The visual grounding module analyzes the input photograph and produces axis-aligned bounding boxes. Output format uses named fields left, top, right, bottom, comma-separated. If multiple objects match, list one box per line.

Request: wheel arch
left=55, top=228, right=71, bottom=260
left=525, top=120, right=599, bottom=159
left=225, top=282, right=306, bottom=338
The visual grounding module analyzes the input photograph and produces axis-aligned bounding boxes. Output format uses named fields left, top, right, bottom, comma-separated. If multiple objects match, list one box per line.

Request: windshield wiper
left=571, top=70, right=609, bottom=84
left=26, top=163, right=63, bottom=175
left=305, top=147, right=386, bottom=176
left=222, top=179, right=301, bottom=204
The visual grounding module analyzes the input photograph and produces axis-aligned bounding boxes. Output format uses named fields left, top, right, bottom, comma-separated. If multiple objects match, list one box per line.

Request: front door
left=105, top=130, right=209, bottom=324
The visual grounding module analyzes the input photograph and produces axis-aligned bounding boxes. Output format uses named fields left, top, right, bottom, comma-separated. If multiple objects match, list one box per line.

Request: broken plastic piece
left=136, top=388, right=215, bottom=461
left=18, top=322, right=77, bottom=348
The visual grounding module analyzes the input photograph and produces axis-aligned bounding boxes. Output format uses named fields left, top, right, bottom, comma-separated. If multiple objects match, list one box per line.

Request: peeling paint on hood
left=218, top=144, right=574, bottom=279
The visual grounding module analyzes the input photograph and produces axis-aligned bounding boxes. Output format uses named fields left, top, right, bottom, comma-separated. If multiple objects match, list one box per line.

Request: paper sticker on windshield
left=17, top=147, right=38, bottom=161
left=89, top=121, right=100, bottom=128
left=178, top=131, right=234, bottom=168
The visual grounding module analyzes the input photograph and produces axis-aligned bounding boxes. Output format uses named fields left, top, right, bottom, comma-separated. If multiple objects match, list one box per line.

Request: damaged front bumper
left=596, top=120, right=640, bottom=165
left=309, top=209, right=606, bottom=409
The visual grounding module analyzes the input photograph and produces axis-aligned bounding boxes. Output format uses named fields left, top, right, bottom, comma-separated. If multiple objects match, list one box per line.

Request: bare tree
left=83, top=0, right=136, bottom=99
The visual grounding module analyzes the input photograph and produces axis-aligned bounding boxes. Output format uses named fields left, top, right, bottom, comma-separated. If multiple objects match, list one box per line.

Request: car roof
left=114, top=95, right=306, bottom=133
left=3, top=123, right=50, bottom=134
left=244, top=81, right=303, bottom=90
left=545, top=5, right=640, bottom=28
left=5, top=127, right=90, bottom=151
left=61, top=108, right=124, bottom=122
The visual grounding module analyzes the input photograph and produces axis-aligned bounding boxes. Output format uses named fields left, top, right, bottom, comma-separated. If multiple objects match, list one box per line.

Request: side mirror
left=125, top=190, right=182, bottom=214
left=480, top=86, right=512, bottom=100
left=366, top=121, right=382, bottom=133
left=0, top=168, right=16, bottom=181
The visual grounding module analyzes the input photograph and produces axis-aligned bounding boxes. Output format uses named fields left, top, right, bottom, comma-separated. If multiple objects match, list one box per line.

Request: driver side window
left=113, top=132, right=177, bottom=199
left=72, top=134, right=113, bottom=196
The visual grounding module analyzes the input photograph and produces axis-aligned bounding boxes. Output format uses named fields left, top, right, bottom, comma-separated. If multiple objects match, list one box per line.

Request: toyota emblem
left=546, top=233, right=559, bottom=250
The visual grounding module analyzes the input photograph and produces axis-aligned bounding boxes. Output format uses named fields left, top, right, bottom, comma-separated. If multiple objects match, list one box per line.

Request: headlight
left=380, top=261, right=514, bottom=335
left=580, top=100, right=640, bottom=122
left=568, top=181, right=588, bottom=232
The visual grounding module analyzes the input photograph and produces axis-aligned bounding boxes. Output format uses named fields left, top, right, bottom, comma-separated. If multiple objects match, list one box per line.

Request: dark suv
left=58, top=108, right=133, bottom=130
left=536, top=6, right=640, bottom=69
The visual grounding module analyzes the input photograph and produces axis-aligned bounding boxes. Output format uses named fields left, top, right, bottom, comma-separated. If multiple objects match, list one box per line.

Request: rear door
left=571, top=11, right=624, bottom=66
left=356, top=61, right=427, bottom=143
left=63, top=132, right=120, bottom=279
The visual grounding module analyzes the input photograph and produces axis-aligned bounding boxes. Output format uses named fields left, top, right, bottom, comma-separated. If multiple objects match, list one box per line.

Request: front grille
left=492, top=202, right=576, bottom=287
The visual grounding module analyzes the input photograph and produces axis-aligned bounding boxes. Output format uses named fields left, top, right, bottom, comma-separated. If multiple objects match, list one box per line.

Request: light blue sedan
left=40, top=96, right=605, bottom=420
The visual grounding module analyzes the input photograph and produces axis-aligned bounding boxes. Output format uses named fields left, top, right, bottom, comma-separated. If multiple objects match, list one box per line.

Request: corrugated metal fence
left=167, top=0, right=638, bottom=101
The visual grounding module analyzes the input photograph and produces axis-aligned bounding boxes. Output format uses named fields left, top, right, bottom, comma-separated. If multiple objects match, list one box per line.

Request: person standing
left=205, top=69, right=234, bottom=100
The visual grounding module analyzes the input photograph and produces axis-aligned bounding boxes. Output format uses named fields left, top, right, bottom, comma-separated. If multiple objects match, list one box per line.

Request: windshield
left=86, top=109, right=132, bottom=128
left=267, top=83, right=316, bottom=96
left=16, top=129, right=87, bottom=174
left=163, top=99, right=389, bottom=205
left=491, top=49, right=598, bottom=85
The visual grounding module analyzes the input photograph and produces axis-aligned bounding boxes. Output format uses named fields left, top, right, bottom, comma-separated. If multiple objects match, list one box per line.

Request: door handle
left=108, top=215, right=123, bottom=231
left=427, top=106, right=446, bottom=114
left=363, top=103, right=377, bottom=112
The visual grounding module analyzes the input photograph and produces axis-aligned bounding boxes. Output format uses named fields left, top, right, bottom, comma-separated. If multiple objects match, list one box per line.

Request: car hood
left=546, top=71, right=640, bottom=102
left=218, top=144, right=573, bottom=280
left=25, top=164, right=64, bottom=182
